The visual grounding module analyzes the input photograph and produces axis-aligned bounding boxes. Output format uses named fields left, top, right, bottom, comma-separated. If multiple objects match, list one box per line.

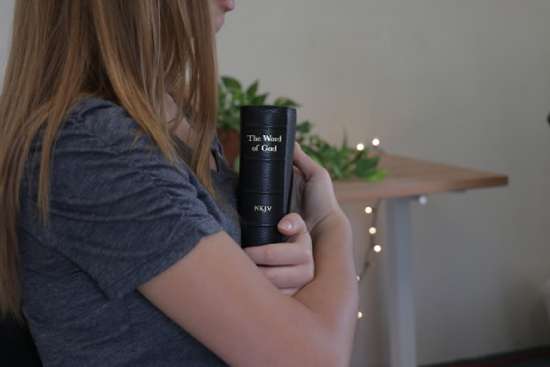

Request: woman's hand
left=243, top=212, right=313, bottom=296
left=244, top=142, right=347, bottom=295
left=290, top=142, right=345, bottom=236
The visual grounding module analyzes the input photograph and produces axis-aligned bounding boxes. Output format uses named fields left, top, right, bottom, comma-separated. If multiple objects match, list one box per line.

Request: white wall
left=2, top=0, right=549, bottom=365
left=215, top=0, right=550, bottom=365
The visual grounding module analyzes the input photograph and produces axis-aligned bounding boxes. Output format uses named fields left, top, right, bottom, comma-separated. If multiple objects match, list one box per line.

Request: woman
left=0, top=1, right=358, bottom=366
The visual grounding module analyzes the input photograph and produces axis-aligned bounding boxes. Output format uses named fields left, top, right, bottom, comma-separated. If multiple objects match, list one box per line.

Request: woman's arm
left=293, top=209, right=358, bottom=365
left=138, top=210, right=357, bottom=367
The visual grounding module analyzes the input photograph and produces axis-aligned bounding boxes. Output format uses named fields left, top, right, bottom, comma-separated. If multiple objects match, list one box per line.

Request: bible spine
left=237, top=105, right=296, bottom=247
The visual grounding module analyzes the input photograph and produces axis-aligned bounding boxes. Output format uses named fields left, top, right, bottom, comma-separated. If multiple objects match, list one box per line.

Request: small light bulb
left=364, top=206, right=373, bottom=214
left=368, top=226, right=377, bottom=235
left=371, top=137, right=381, bottom=147
left=374, top=245, right=382, bottom=253
left=357, top=311, right=363, bottom=319
left=418, top=195, right=428, bottom=206
left=356, top=142, right=365, bottom=151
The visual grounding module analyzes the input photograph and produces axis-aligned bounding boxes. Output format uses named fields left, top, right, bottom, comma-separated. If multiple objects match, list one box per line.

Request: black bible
left=237, top=105, right=296, bottom=247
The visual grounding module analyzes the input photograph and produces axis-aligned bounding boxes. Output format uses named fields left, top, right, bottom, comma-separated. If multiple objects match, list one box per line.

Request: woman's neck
left=163, top=93, right=218, bottom=172
left=162, top=93, right=192, bottom=142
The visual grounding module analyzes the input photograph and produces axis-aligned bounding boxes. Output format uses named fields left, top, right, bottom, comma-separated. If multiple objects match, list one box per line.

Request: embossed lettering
left=254, top=205, right=272, bottom=214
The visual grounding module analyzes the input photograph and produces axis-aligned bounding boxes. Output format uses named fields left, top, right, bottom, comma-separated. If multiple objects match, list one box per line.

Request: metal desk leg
left=383, top=197, right=417, bottom=367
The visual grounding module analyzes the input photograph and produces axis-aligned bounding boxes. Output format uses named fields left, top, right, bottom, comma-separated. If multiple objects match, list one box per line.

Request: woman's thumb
left=293, top=142, right=320, bottom=181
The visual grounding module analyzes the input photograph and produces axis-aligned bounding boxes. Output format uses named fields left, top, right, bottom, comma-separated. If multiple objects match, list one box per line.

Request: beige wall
left=216, top=0, right=550, bottom=365
left=1, top=0, right=550, bottom=365
left=0, top=0, right=13, bottom=75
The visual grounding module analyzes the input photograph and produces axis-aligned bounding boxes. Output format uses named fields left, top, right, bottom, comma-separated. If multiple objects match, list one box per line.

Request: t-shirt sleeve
left=42, top=106, right=224, bottom=300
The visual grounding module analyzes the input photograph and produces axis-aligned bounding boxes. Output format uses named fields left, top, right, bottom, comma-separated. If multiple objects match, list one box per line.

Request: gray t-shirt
left=18, top=96, right=241, bottom=366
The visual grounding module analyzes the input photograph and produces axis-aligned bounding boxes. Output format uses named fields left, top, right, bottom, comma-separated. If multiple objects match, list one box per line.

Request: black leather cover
left=238, top=106, right=296, bottom=247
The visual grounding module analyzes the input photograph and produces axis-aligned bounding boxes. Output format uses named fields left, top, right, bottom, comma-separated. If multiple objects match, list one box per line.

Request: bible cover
left=237, top=105, right=296, bottom=247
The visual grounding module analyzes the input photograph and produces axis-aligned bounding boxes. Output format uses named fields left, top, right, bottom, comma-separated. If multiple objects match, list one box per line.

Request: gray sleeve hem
left=104, top=217, right=225, bottom=300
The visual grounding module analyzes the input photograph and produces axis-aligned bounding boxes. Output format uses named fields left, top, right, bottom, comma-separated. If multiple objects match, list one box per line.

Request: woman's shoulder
left=62, top=95, right=150, bottom=152
left=23, top=96, right=199, bottom=201
left=67, top=95, right=119, bottom=117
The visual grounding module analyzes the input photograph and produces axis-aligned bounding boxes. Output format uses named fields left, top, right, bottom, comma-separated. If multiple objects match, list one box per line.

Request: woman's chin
left=215, top=16, right=225, bottom=32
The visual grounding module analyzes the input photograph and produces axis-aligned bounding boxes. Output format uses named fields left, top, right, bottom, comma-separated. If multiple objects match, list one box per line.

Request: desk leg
left=383, top=198, right=417, bottom=367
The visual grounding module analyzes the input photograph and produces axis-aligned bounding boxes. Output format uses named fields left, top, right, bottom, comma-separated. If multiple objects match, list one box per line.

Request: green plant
left=217, top=76, right=385, bottom=182
left=297, top=125, right=386, bottom=181
left=218, top=76, right=299, bottom=131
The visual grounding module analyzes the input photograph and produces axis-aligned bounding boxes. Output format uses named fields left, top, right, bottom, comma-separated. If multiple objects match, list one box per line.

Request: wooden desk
left=334, top=154, right=508, bottom=367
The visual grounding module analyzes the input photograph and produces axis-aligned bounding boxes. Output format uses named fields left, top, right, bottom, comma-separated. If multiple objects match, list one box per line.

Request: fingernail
left=280, top=220, right=293, bottom=230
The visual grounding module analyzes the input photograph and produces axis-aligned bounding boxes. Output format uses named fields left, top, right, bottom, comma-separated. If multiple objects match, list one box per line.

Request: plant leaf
left=355, top=157, right=379, bottom=178
left=274, top=97, right=300, bottom=108
left=246, top=80, right=259, bottom=97
left=221, top=76, right=242, bottom=91
left=366, top=169, right=386, bottom=182
left=297, top=120, right=312, bottom=134
left=252, top=93, right=268, bottom=105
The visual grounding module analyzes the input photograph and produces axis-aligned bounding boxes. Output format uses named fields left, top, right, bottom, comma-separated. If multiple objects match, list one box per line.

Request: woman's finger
left=243, top=241, right=311, bottom=266
left=293, top=142, right=323, bottom=181
left=289, top=166, right=305, bottom=215
left=258, top=264, right=314, bottom=289
left=277, top=212, right=307, bottom=238
left=280, top=288, right=299, bottom=296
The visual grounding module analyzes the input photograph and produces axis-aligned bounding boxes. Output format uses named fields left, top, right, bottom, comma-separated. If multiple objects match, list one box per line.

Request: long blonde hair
left=0, top=0, right=219, bottom=320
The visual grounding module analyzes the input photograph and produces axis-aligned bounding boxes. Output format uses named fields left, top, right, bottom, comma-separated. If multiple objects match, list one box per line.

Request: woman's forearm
left=292, top=210, right=359, bottom=365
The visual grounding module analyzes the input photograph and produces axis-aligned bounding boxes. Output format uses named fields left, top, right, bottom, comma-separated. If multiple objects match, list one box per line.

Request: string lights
left=355, top=137, right=383, bottom=320
left=352, top=138, right=428, bottom=320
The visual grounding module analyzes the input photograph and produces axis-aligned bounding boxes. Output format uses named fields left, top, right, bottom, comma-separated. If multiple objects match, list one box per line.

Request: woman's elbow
left=300, top=342, right=350, bottom=367
left=291, top=326, right=353, bottom=367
